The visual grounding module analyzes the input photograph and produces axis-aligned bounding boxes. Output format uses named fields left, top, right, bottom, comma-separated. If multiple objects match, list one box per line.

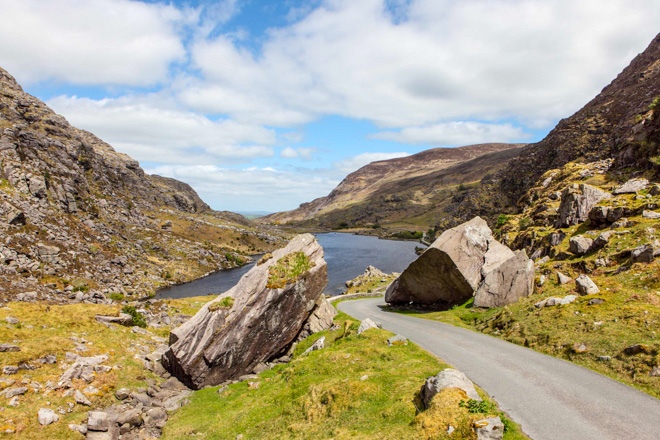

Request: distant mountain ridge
left=263, top=143, right=524, bottom=230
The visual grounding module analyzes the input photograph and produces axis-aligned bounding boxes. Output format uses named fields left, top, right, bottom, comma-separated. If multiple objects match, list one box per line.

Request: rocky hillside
left=462, top=32, right=660, bottom=220
left=0, top=66, right=285, bottom=302
left=263, top=143, right=523, bottom=236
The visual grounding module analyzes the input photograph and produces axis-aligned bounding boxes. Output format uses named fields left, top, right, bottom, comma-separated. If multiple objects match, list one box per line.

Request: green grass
left=267, top=252, right=315, bottom=289
left=163, top=311, right=527, bottom=440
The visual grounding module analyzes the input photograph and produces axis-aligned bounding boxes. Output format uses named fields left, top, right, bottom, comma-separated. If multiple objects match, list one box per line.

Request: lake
left=156, top=232, right=421, bottom=299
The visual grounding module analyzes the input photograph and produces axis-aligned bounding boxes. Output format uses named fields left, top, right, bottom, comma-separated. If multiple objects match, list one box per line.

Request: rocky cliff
left=0, top=66, right=284, bottom=302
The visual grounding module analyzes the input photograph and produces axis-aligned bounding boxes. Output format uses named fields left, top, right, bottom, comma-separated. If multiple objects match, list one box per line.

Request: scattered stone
left=535, top=295, right=577, bottom=308
left=555, top=184, right=611, bottom=228
left=163, top=234, right=329, bottom=390
left=598, top=356, right=612, bottom=362
left=569, top=236, right=593, bottom=255
left=303, top=336, right=325, bottom=355
left=631, top=244, right=655, bottom=264
left=0, top=387, right=27, bottom=398
left=144, top=407, right=167, bottom=429
left=5, top=317, right=19, bottom=325
left=650, top=366, right=660, bottom=377
left=58, top=354, right=109, bottom=388
left=588, top=298, right=605, bottom=306
left=474, top=416, right=504, bottom=440
left=0, top=344, right=20, bottom=352
left=548, top=231, right=566, bottom=247
left=537, top=275, right=546, bottom=287
left=252, top=363, right=269, bottom=374
left=115, top=388, right=131, bottom=400
left=38, top=408, right=59, bottom=426
left=642, top=210, right=660, bottom=219
left=649, top=185, right=660, bottom=196
left=575, top=275, right=599, bottom=295
left=359, top=375, right=368, bottom=381
left=420, top=369, right=480, bottom=410
left=387, top=335, right=408, bottom=346
left=557, top=272, right=572, bottom=285
left=613, top=178, right=648, bottom=195
left=87, top=411, right=109, bottom=432
left=74, top=389, right=91, bottom=406
left=572, top=343, right=588, bottom=353
left=357, top=318, right=379, bottom=335
left=94, top=313, right=133, bottom=326
left=69, top=424, right=87, bottom=435
left=3, top=366, right=18, bottom=375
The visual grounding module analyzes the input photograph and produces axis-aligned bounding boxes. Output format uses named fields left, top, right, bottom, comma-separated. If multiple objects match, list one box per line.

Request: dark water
left=156, top=233, right=421, bottom=299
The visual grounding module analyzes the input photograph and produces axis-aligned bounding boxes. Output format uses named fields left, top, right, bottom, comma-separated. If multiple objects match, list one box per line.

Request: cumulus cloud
left=47, top=95, right=275, bottom=165
left=183, top=0, right=660, bottom=128
left=0, top=0, right=191, bottom=86
left=145, top=164, right=339, bottom=212
left=280, top=147, right=316, bottom=160
left=334, top=151, right=410, bottom=174
left=372, top=122, right=528, bottom=146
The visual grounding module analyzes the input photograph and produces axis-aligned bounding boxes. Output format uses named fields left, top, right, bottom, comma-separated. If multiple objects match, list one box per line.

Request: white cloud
left=0, top=0, right=192, bottom=86
left=145, top=164, right=339, bottom=212
left=372, top=122, right=528, bottom=146
left=47, top=95, right=275, bottom=165
left=334, top=151, right=410, bottom=174
left=183, top=0, right=660, bottom=128
left=280, top=147, right=316, bottom=160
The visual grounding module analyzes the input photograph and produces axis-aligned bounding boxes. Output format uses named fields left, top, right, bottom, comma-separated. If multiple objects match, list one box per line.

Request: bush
left=267, top=252, right=315, bottom=289
left=496, top=214, right=510, bottom=228
left=121, top=305, right=147, bottom=328
left=108, top=292, right=124, bottom=301
left=459, top=399, right=496, bottom=414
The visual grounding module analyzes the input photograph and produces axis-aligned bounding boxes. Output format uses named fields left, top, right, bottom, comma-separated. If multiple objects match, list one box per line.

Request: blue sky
left=1, top=0, right=659, bottom=212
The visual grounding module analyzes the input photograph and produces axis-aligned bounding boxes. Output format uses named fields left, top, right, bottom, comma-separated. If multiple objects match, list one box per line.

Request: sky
left=0, top=1, right=659, bottom=213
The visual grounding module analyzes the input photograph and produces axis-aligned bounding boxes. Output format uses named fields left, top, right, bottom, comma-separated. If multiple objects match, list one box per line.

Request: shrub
left=267, top=252, right=315, bottom=289
left=209, top=296, right=234, bottom=312
left=459, top=399, right=496, bottom=414
left=108, top=292, right=125, bottom=301
left=121, top=305, right=147, bottom=328
left=496, top=214, right=510, bottom=228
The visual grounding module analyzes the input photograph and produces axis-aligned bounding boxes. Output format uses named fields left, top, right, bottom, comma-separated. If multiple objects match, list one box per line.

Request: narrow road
left=338, top=298, right=660, bottom=440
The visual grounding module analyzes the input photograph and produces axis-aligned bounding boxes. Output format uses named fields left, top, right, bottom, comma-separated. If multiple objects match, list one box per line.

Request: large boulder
left=385, top=217, right=533, bottom=308
left=473, top=250, right=535, bottom=308
left=555, top=184, right=611, bottom=228
left=162, top=234, right=328, bottom=389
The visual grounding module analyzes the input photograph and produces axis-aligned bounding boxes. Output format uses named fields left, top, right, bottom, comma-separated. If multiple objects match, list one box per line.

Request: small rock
left=69, top=423, right=87, bottom=435
left=474, top=416, right=504, bottom=440
left=650, top=366, right=660, bottom=377
left=357, top=318, right=379, bottom=335
left=649, top=185, right=660, bottom=196
left=38, top=408, right=59, bottom=426
left=642, top=210, right=660, bottom=219
left=252, top=363, right=268, bottom=374
left=303, top=336, right=325, bottom=354
left=115, top=388, right=131, bottom=400
left=87, top=411, right=109, bottom=432
left=537, top=275, right=546, bottom=287
left=74, top=389, right=91, bottom=406
left=569, top=236, right=593, bottom=255
left=387, top=335, right=408, bottom=346
left=5, top=317, right=19, bottom=325
left=0, top=344, right=20, bottom=352
left=598, top=356, right=612, bottom=362
left=572, top=343, right=588, bottom=353
left=359, top=375, right=368, bottom=381
left=575, top=274, right=599, bottom=295
left=420, top=369, right=480, bottom=409
left=588, top=298, right=605, bottom=306
left=247, top=381, right=260, bottom=390
left=631, top=244, right=655, bottom=264
left=613, top=178, right=648, bottom=195
left=144, top=407, right=167, bottom=429
left=557, top=272, right=572, bottom=285
left=3, top=366, right=18, bottom=375
left=1, top=387, right=27, bottom=398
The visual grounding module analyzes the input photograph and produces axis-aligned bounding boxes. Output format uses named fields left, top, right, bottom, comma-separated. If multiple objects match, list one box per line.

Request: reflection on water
left=156, top=232, right=421, bottom=299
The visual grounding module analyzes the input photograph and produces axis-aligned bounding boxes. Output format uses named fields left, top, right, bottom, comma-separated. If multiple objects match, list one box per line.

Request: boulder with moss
left=162, top=234, right=330, bottom=389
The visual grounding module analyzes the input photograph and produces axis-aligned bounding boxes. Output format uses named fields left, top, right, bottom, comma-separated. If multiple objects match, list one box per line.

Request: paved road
left=338, top=298, right=660, bottom=440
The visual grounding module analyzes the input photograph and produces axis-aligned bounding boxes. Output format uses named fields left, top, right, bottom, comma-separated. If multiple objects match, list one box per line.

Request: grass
left=267, top=252, right=315, bottom=289
left=0, top=301, right=165, bottom=438
left=163, top=311, right=527, bottom=440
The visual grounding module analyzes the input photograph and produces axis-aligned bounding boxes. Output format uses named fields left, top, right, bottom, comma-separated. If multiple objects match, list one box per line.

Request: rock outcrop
left=385, top=217, right=533, bottom=308
left=162, top=234, right=330, bottom=389
left=419, top=368, right=481, bottom=410
left=555, top=184, right=611, bottom=228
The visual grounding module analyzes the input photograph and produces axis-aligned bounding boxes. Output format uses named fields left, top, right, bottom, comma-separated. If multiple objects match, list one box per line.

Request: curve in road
left=338, top=298, right=660, bottom=440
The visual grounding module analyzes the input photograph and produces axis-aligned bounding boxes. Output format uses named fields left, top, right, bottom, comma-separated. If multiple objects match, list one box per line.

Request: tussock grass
left=267, top=252, right=315, bottom=289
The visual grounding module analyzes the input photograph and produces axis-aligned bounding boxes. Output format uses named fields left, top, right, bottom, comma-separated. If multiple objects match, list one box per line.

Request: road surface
left=338, top=298, right=660, bottom=440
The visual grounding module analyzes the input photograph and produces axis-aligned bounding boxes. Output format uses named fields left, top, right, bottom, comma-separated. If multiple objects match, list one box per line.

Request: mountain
left=262, top=143, right=524, bottom=235
left=0, top=67, right=284, bottom=302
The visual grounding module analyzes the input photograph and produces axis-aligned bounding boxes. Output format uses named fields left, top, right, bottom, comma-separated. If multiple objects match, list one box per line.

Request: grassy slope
left=396, top=162, right=660, bottom=399
left=163, top=311, right=528, bottom=440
